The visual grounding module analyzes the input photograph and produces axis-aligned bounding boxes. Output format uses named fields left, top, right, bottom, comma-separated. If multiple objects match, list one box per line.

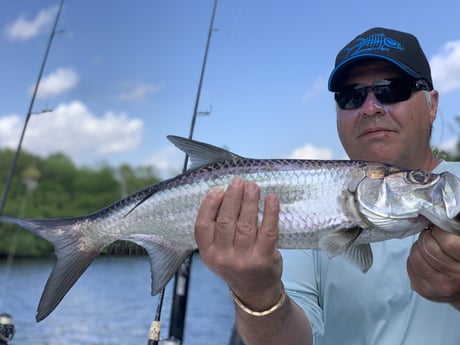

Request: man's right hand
left=194, top=177, right=284, bottom=311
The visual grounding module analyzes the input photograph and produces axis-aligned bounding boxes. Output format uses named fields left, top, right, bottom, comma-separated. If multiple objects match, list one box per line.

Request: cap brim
left=328, top=54, right=422, bottom=91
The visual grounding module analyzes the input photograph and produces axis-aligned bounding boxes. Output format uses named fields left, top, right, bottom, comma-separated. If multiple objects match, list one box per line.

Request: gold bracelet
left=230, top=283, right=286, bottom=317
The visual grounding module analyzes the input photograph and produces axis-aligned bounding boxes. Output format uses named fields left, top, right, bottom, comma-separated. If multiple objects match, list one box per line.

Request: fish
left=2, top=135, right=460, bottom=322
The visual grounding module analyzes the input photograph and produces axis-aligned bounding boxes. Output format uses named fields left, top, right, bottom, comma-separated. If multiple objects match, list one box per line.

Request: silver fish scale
left=115, top=158, right=369, bottom=250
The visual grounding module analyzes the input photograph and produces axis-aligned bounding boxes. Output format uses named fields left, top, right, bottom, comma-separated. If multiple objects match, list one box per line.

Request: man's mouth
left=358, top=127, right=396, bottom=137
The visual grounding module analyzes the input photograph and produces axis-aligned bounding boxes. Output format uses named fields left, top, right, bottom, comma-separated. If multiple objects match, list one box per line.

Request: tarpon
left=1, top=135, right=460, bottom=322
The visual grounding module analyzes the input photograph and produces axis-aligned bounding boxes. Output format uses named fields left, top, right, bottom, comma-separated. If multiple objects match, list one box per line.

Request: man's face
left=335, top=60, right=438, bottom=170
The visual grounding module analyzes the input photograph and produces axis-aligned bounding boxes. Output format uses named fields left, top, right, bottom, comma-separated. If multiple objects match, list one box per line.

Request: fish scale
left=142, top=162, right=359, bottom=249
left=1, top=135, right=460, bottom=322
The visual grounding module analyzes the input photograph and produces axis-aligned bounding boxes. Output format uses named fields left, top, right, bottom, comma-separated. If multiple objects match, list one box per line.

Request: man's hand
left=195, top=177, right=283, bottom=310
left=407, top=226, right=460, bottom=310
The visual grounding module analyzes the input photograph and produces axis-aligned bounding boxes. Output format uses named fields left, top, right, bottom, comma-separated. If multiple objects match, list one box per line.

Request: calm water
left=0, top=254, right=235, bottom=345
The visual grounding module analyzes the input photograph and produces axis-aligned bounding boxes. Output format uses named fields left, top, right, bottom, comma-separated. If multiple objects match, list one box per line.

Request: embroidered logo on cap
left=345, top=33, right=404, bottom=58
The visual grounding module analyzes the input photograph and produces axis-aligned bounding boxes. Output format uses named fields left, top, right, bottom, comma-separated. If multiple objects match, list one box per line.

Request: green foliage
left=433, top=116, right=460, bottom=162
left=0, top=149, right=161, bottom=257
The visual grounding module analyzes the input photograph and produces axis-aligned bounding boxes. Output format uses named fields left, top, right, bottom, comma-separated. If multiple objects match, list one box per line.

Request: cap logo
left=345, top=33, right=404, bottom=58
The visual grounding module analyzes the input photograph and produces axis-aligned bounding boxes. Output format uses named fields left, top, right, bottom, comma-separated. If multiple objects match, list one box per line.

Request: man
left=195, top=28, right=460, bottom=345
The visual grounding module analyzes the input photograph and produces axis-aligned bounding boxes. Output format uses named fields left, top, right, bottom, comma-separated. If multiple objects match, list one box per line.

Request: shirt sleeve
left=280, top=249, right=324, bottom=343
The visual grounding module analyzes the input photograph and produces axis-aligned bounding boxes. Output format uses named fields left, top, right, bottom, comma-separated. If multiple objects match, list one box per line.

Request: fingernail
left=266, top=194, right=279, bottom=206
left=245, top=182, right=258, bottom=194
left=230, top=177, right=243, bottom=187
left=209, top=187, right=224, bottom=197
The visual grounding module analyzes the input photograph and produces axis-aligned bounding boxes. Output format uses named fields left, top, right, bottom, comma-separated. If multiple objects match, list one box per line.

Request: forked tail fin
left=1, top=215, right=196, bottom=322
left=0, top=216, right=103, bottom=321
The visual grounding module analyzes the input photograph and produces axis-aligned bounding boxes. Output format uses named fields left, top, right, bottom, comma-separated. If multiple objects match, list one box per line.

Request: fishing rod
left=146, top=1, right=218, bottom=344
left=0, top=0, right=64, bottom=217
left=0, top=2, right=64, bottom=344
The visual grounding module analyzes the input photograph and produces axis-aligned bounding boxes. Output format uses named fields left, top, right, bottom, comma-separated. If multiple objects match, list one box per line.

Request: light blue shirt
left=282, top=161, right=460, bottom=345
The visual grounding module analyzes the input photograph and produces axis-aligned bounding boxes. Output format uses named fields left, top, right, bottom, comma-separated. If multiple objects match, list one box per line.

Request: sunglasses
left=334, top=78, right=431, bottom=110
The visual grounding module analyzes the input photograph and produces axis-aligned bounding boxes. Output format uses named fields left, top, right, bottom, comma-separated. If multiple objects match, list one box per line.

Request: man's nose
left=361, top=91, right=385, bottom=116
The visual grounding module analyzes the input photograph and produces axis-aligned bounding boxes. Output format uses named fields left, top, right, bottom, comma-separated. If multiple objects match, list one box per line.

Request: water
left=0, top=254, right=236, bottom=345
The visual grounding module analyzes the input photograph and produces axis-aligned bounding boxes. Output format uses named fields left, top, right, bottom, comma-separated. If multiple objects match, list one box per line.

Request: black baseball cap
left=328, top=27, right=433, bottom=91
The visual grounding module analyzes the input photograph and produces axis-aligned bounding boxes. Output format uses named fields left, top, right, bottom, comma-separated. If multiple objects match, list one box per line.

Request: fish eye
left=407, top=170, right=431, bottom=184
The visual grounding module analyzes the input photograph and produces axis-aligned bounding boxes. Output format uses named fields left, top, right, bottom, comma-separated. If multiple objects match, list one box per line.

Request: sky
left=1, top=0, right=460, bottom=179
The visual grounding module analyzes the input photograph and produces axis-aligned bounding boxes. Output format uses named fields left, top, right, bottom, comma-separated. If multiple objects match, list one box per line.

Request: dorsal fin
left=167, top=135, right=244, bottom=170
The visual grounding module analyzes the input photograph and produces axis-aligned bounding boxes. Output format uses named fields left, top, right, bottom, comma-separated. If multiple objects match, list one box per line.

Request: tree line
left=0, top=148, right=162, bottom=258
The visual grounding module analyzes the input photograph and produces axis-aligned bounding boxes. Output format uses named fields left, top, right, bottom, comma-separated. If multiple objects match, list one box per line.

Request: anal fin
left=126, top=234, right=195, bottom=295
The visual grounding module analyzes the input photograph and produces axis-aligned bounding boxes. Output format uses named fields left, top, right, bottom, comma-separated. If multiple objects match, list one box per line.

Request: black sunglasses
left=334, top=78, right=431, bottom=110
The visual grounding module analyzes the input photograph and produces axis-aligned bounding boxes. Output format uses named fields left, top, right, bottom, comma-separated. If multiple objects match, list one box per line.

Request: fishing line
left=420, top=227, right=452, bottom=267
left=0, top=2, right=64, bottom=343
left=222, top=0, right=246, bottom=57
left=0, top=0, right=64, bottom=217
left=150, top=1, right=219, bottom=344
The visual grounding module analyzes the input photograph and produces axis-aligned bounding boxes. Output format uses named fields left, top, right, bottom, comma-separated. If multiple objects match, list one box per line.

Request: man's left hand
left=407, top=226, right=460, bottom=310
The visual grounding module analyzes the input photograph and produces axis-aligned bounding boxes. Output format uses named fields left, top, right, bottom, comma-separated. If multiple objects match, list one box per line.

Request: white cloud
left=6, top=6, right=57, bottom=41
left=290, top=143, right=333, bottom=160
left=31, top=68, right=79, bottom=98
left=431, top=40, right=460, bottom=93
left=0, top=100, right=143, bottom=164
left=0, top=114, right=23, bottom=148
left=144, top=145, right=184, bottom=179
left=144, top=141, right=335, bottom=180
left=436, top=138, right=458, bottom=153
left=117, top=82, right=162, bottom=101
left=303, top=77, right=327, bottom=103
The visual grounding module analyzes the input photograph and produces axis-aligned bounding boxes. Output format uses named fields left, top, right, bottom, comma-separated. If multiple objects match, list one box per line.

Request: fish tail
left=0, top=216, right=103, bottom=321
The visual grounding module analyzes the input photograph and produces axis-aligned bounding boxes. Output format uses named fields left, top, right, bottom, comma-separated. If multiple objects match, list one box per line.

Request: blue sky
left=1, top=0, right=460, bottom=178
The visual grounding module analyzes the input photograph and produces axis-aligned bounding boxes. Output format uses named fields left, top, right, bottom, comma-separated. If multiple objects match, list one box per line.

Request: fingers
left=233, top=182, right=261, bottom=253
left=407, top=242, right=451, bottom=302
left=417, top=228, right=460, bottom=273
left=407, top=227, right=460, bottom=303
left=195, top=177, right=280, bottom=263
left=430, top=227, right=460, bottom=262
left=193, top=178, right=284, bottom=310
left=257, top=194, right=280, bottom=257
left=195, top=187, right=224, bottom=250
left=196, top=177, right=279, bottom=250
left=213, top=178, right=246, bottom=248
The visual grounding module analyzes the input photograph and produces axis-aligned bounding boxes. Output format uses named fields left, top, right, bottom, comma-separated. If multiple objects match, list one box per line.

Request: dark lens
left=335, top=84, right=367, bottom=110
left=373, top=79, right=412, bottom=104
left=335, top=78, right=416, bottom=110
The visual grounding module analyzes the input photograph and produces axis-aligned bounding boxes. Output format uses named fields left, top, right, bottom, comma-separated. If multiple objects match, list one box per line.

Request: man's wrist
left=231, top=282, right=286, bottom=317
